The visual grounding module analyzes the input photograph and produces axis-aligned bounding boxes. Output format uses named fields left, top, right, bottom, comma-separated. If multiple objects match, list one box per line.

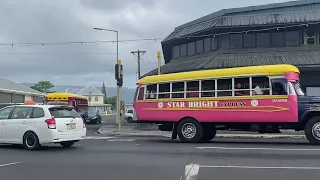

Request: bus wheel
left=201, top=125, right=217, bottom=142
left=177, top=118, right=203, bottom=143
left=305, top=116, right=320, bottom=145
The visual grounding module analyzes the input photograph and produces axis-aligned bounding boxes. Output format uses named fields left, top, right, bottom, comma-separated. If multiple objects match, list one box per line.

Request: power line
left=0, top=38, right=164, bottom=47
left=0, top=52, right=130, bottom=56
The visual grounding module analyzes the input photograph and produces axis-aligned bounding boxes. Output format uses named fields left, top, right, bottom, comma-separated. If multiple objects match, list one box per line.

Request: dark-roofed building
left=144, top=0, right=320, bottom=96
left=0, top=78, right=44, bottom=106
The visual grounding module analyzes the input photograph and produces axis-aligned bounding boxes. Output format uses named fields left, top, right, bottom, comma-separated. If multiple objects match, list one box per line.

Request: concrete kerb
left=97, top=126, right=306, bottom=139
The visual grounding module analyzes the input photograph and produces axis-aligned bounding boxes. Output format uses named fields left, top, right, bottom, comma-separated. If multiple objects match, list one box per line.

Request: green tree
left=30, top=81, right=54, bottom=93
left=104, top=96, right=116, bottom=110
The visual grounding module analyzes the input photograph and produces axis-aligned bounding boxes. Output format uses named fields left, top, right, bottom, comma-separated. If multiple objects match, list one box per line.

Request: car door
left=0, top=107, right=15, bottom=143
left=5, top=107, right=32, bottom=143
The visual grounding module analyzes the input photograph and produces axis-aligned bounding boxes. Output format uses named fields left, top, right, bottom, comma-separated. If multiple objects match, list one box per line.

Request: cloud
left=0, top=0, right=289, bottom=88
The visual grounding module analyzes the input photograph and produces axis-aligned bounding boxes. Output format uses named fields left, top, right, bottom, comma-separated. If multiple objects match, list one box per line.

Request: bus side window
left=217, top=78, right=232, bottom=97
left=172, top=82, right=185, bottom=98
left=234, top=78, right=250, bottom=96
left=158, top=83, right=170, bottom=99
left=271, top=78, right=288, bottom=95
left=201, top=80, right=215, bottom=97
left=252, top=76, right=270, bottom=95
left=187, top=81, right=199, bottom=98
left=137, top=87, right=145, bottom=100
left=145, top=84, right=157, bottom=99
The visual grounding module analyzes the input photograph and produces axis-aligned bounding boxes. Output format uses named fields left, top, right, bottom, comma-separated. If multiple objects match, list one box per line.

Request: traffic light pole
left=116, top=31, right=121, bottom=133
left=117, top=60, right=122, bottom=133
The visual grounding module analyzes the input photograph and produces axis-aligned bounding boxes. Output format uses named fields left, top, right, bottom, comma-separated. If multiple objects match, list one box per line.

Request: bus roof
left=138, top=64, right=299, bottom=84
left=45, top=92, right=88, bottom=100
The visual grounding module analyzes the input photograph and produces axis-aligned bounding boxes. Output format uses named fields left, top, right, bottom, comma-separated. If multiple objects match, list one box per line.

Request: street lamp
left=93, top=27, right=121, bottom=128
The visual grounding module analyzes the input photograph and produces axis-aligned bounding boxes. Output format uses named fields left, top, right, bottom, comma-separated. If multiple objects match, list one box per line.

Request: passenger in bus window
left=235, top=82, right=249, bottom=96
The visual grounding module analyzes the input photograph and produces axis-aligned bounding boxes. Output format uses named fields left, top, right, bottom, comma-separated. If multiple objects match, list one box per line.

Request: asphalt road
left=85, top=115, right=132, bottom=136
left=1, top=135, right=320, bottom=180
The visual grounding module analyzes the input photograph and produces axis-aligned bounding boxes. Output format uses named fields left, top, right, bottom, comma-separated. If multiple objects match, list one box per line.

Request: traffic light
left=115, top=63, right=123, bottom=87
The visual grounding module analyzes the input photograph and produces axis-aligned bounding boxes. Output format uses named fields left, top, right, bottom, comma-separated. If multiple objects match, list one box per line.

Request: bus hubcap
left=312, top=122, right=320, bottom=140
left=182, top=123, right=197, bottom=139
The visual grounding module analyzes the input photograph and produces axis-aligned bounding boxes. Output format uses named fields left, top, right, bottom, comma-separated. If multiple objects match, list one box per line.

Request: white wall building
left=0, top=78, right=44, bottom=108
left=76, top=85, right=112, bottom=114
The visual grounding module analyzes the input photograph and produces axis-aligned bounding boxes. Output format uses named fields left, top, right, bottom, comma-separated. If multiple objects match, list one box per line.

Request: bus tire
left=201, top=125, right=217, bottom=142
left=305, top=116, right=320, bottom=145
left=177, top=118, right=203, bottom=143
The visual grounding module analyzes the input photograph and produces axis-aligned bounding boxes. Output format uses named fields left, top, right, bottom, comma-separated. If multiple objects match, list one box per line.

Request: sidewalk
left=98, top=125, right=306, bottom=139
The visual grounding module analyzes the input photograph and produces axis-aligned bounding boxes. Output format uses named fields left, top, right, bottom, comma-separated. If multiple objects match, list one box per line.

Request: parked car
left=0, top=104, right=86, bottom=150
left=125, top=109, right=134, bottom=122
left=83, top=109, right=102, bottom=124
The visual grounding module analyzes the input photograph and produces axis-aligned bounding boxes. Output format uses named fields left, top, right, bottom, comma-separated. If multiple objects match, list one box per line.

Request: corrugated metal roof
left=142, top=45, right=320, bottom=77
left=217, top=10, right=320, bottom=27
left=164, top=0, right=320, bottom=41
left=0, top=78, right=43, bottom=95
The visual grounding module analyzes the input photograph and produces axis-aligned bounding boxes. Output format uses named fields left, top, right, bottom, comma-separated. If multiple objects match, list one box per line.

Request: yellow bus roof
left=45, top=93, right=88, bottom=100
left=138, top=64, right=299, bottom=84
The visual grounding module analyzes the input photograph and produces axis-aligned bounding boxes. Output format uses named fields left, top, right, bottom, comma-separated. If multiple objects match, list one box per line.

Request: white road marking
left=180, top=164, right=200, bottom=180
left=196, top=146, right=320, bottom=151
left=84, top=136, right=115, bottom=140
left=0, top=162, right=22, bottom=167
left=200, top=165, right=320, bottom=170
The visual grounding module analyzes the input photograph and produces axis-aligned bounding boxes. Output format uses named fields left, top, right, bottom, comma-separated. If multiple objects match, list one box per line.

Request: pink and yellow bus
left=133, top=64, right=320, bottom=144
left=45, top=93, right=89, bottom=115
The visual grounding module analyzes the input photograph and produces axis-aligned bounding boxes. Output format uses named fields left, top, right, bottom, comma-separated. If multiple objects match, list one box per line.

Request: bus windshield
left=293, top=81, right=305, bottom=96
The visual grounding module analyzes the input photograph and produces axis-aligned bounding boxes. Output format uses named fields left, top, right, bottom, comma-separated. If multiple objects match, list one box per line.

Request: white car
left=124, top=109, right=134, bottom=122
left=0, top=104, right=86, bottom=150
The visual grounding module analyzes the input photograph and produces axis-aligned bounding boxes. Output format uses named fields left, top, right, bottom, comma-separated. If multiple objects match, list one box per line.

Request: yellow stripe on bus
left=143, top=106, right=289, bottom=113
left=46, top=93, right=88, bottom=100
left=137, top=64, right=299, bottom=84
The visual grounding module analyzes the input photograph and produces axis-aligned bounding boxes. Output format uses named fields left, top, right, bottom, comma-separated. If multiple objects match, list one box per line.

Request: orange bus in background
left=45, top=93, right=89, bottom=115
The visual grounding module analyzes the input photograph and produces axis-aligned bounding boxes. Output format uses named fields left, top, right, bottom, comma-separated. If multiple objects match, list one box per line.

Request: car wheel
left=23, top=131, right=41, bottom=150
left=305, top=116, right=320, bottom=145
left=177, top=118, right=204, bottom=143
left=60, top=141, right=75, bottom=148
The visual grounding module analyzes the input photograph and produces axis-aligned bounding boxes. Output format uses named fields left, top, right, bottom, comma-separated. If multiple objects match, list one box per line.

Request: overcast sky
left=0, top=0, right=290, bottom=88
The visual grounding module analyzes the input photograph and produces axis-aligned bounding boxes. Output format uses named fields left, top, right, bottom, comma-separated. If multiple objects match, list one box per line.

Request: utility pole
left=131, top=50, right=146, bottom=79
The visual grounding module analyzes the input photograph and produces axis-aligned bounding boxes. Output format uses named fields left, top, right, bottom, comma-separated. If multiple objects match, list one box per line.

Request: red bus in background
left=45, top=92, right=89, bottom=115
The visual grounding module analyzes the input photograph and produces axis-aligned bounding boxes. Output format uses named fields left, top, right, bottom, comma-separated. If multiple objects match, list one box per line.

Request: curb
left=97, top=128, right=306, bottom=139
left=215, top=134, right=306, bottom=139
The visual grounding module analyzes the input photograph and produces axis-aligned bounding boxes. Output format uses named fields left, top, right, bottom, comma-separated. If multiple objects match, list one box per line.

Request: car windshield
left=127, top=110, right=133, bottom=113
left=293, top=81, right=305, bottom=96
left=88, top=110, right=96, bottom=116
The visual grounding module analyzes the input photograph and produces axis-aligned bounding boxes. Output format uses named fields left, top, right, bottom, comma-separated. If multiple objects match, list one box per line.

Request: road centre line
left=200, top=165, right=320, bottom=170
left=196, top=146, right=320, bottom=151
left=0, top=162, right=22, bottom=167
left=180, top=164, right=200, bottom=180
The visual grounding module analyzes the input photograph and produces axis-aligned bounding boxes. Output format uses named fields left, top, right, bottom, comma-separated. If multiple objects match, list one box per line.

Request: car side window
left=33, top=107, right=45, bottom=118
left=0, top=107, right=15, bottom=120
left=11, top=107, right=31, bottom=119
